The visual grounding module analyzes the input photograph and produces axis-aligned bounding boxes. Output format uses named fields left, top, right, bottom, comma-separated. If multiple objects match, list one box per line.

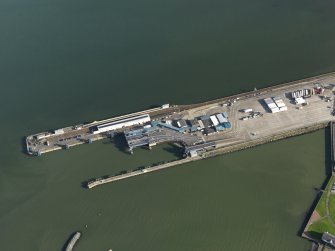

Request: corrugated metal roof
left=210, top=115, right=219, bottom=126
left=223, top=122, right=232, bottom=128
left=268, top=103, right=277, bottom=109
left=176, top=119, right=188, bottom=128
left=216, top=113, right=226, bottom=124
left=199, top=115, right=210, bottom=120
left=198, top=120, right=205, bottom=129
left=215, top=125, right=225, bottom=131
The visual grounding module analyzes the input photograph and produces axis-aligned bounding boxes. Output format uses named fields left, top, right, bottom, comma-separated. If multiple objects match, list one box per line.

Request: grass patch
left=329, top=194, right=335, bottom=223
left=315, top=176, right=334, bottom=217
left=307, top=218, right=335, bottom=240
left=316, top=193, right=328, bottom=217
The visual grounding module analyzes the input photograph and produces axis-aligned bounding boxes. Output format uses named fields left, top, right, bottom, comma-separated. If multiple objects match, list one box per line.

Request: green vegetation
left=329, top=194, right=335, bottom=223
left=315, top=176, right=334, bottom=217
left=307, top=176, right=335, bottom=240
left=316, top=191, right=328, bottom=217
left=308, top=218, right=335, bottom=240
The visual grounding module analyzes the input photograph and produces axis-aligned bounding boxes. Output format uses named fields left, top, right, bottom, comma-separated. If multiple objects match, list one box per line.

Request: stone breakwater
left=202, top=122, right=329, bottom=158
left=87, top=122, right=329, bottom=188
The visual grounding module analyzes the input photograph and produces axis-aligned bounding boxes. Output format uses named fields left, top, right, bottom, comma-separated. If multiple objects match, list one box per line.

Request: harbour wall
left=201, top=122, right=329, bottom=158
left=64, top=231, right=81, bottom=251
left=87, top=122, right=329, bottom=188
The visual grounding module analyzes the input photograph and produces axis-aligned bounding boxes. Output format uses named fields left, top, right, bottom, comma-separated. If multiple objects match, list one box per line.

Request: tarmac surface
left=179, top=77, right=335, bottom=150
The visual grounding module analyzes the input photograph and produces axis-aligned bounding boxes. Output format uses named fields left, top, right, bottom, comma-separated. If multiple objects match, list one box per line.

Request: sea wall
left=202, top=122, right=329, bottom=158
left=87, top=122, right=329, bottom=188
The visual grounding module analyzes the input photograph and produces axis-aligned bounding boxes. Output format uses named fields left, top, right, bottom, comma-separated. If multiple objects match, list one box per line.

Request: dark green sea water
left=1, top=0, right=335, bottom=250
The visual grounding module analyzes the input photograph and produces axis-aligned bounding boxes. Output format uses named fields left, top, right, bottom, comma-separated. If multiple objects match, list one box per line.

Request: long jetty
left=65, top=231, right=81, bottom=251
left=87, top=157, right=201, bottom=188
left=87, top=121, right=328, bottom=189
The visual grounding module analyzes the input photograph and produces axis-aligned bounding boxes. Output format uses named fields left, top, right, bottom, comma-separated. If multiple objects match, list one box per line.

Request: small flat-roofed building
left=223, top=122, right=232, bottom=128
left=295, top=97, right=306, bottom=104
left=124, top=128, right=150, bottom=149
left=322, top=232, right=335, bottom=247
left=189, top=150, right=198, bottom=157
left=215, top=125, right=225, bottom=131
left=216, top=113, right=228, bottom=124
left=275, top=101, right=286, bottom=108
left=93, top=114, right=151, bottom=134
left=273, top=97, right=287, bottom=109
left=54, top=129, right=64, bottom=135
left=271, top=107, right=280, bottom=113
left=198, top=120, right=205, bottom=129
left=264, top=97, right=287, bottom=113
left=204, top=127, right=216, bottom=135
left=264, top=98, right=279, bottom=113
left=210, top=115, right=219, bottom=126
left=199, top=115, right=210, bottom=120
left=176, top=119, right=188, bottom=128
left=35, top=133, right=51, bottom=140
left=268, top=102, right=277, bottom=109
left=201, top=119, right=212, bottom=129
left=187, top=119, right=200, bottom=132
left=264, top=98, right=273, bottom=104
left=185, top=142, right=216, bottom=156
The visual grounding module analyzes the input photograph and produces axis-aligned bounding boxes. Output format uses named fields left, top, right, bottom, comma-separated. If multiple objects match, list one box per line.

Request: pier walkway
left=65, top=231, right=81, bottom=251
left=87, top=156, right=201, bottom=189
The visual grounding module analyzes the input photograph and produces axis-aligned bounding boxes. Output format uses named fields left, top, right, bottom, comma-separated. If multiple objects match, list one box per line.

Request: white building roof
left=216, top=113, right=227, bottom=124
left=54, top=129, right=64, bottom=135
left=210, top=115, right=219, bottom=126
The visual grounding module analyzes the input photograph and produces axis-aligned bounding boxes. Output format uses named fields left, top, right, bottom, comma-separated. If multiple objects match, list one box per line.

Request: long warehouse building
left=92, top=114, right=151, bottom=134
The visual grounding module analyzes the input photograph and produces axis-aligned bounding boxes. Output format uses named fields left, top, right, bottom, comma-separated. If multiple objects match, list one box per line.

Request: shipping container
left=275, top=102, right=286, bottom=108
left=243, top=108, right=253, bottom=113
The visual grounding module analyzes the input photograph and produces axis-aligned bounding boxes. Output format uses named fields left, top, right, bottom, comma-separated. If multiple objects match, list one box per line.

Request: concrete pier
left=65, top=231, right=81, bottom=251
left=26, top=71, right=335, bottom=157
left=87, top=157, right=201, bottom=189
left=25, top=72, right=335, bottom=189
